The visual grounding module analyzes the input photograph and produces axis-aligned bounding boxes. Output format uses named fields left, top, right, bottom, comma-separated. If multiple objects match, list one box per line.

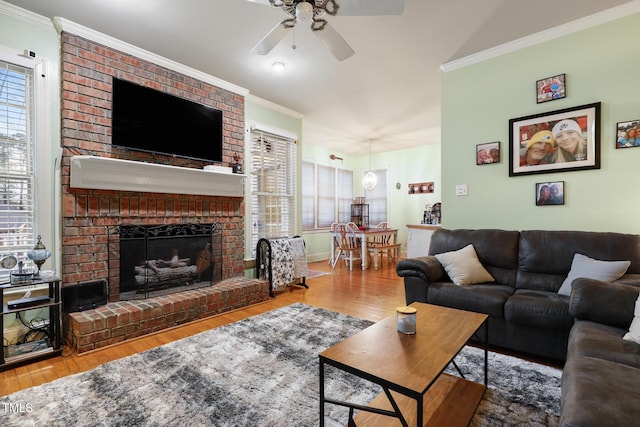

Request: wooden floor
left=0, top=259, right=406, bottom=396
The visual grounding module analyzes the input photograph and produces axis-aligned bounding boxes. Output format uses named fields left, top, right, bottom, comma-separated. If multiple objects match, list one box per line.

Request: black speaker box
left=63, top=280, right=108, bottom=313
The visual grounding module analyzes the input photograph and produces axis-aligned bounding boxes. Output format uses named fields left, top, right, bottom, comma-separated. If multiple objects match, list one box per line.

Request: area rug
left=1, top=303, right=561, bottom=426
left=305, top=269, right=331, bottom=279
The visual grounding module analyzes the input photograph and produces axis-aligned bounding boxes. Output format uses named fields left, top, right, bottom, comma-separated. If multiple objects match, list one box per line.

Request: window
left=0, top=59, right=35, bottom=283
left=365, top=168, right=388, bottom=225
left=249, top=126, right=297, bottom=257
left=302, top=161, right=353, bottom=230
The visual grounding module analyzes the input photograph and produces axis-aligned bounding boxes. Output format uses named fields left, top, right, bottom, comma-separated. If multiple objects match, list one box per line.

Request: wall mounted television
left=111, top=77, right=223, bottom=163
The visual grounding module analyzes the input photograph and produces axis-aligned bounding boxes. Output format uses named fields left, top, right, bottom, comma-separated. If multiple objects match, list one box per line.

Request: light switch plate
left=455, top=184, right=468, bottom=196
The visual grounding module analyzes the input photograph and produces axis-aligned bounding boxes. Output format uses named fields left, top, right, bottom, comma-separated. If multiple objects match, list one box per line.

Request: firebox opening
left=112, top=223, right=222, bottom=301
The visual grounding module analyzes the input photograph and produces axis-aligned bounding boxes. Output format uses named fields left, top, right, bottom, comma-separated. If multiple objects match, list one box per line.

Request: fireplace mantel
left=70, top=156, right=245, bottom=197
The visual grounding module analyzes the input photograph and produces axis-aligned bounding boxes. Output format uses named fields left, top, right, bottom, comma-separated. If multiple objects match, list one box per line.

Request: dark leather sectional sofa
left=561, top=278, right=640, bottom=426
left=396, top=228, right=640, bottom=426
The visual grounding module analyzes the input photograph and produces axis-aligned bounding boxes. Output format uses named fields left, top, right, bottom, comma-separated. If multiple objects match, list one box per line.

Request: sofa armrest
left=396, top=256, right=445, bottom=283
left=569, top=278, right=640, bottom=328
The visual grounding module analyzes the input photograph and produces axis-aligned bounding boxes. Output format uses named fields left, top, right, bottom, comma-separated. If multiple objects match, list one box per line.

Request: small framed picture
left=536, top=181, right=564, bottom=206
left=476, top=141, right=500, bottom=165
left=615, top=119, right=640, bottom=149
left=536, top=73, right=566, bottom=103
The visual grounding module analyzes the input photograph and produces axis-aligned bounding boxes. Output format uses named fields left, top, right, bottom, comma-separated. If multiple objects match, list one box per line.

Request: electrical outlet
left=455, top=184, right=468, bottom=196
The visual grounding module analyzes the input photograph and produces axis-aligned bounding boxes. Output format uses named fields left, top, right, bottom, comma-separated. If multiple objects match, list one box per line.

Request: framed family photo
left=536, top=73, right=566, bottom=103
left=535, top=181, right=564, bottom=206
left=509, top=102, right=601, bottom=177
left=616, top=119, right=640, bottom=149
left=476, top=141, right=500, bottom=165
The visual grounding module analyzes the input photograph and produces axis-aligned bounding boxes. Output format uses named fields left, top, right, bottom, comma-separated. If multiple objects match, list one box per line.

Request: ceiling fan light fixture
left=296, top=2, right=314, bottom=22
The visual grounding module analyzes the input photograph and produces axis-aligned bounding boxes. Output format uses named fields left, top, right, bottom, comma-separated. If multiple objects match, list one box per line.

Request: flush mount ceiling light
left=248, top=0, right=404, bottom=62
left=272, top=61, right=286, bottom=71
left=362, top=141, right=377, bottom=191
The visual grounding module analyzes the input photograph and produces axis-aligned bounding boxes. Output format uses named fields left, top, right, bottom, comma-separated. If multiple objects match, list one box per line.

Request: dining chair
left=328, top=222, right=340, bottom=266
left=332, top=223, right=363, bottom=271
left=366, top=222, right=400, bottom=269
left=346, top=222, right=360, bottom=232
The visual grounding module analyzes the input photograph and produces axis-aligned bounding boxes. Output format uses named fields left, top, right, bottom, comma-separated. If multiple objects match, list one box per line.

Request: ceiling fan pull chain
left=292, top=26, right=297, bottom=50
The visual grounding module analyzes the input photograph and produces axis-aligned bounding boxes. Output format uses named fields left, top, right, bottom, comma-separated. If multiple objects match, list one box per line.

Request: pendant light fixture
left=362, top=141, right=377, bottom=191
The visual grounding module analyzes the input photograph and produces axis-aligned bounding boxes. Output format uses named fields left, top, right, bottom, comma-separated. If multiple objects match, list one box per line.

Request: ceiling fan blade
left=336, top=0, right=404, bottom=16
left=251, top=22, right=292, bottom=55
left=313, top=22, right=355, bottom=62
left=244, top=0, right=273, bottom=5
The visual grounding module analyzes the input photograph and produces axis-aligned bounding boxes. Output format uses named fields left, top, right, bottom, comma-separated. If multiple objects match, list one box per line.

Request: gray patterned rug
left=1, top=303, right=561, bottom=426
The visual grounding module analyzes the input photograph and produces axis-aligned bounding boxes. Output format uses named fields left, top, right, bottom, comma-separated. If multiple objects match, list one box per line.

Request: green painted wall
left=301, top=143, right=441, bottom=261
left=441, top=12, right=640, bottom=233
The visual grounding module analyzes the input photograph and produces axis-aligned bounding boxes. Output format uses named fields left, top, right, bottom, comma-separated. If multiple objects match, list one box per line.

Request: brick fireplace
left=60, top=31, right=246, bottom=296
left=58, top=30, right=270, bottom=352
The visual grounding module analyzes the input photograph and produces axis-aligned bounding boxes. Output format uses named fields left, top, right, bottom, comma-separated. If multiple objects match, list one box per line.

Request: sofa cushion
left=427, top=281, right=513, bottom=318
left=434, top=244, right=494, bottom=286
left=517, top=230, right=640, bottom=292
left=561, top=356, right=640, bottom=427
left=504, top=289, right=573, bottom=331
left=568, top=320, right=640, bottom=369
left=558, top=253, right=630, bottom=296
left=570, top=279, right=639, bottom=328
left=624, top=294, right=640, bottom=344
left=429, top=229, right=519, bottom=287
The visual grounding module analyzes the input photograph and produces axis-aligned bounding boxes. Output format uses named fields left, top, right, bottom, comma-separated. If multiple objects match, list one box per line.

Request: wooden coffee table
left=319, top=303, right=488, bottom=426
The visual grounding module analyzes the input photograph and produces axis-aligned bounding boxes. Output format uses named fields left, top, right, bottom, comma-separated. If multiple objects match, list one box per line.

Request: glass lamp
left=362, top=141, right=377, bottom=191
left=362, top=171, right=378, bottom=191
left=27, top=235, right=51, bottom=278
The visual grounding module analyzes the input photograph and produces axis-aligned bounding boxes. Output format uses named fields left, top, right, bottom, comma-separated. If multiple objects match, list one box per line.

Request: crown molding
left=0, top=0, right=55, bottom=30
left=52, top=17, right=249, bottom=97
left=246, top=94, right=303, bottom=120
left=441, top=1, right=640, bottom=72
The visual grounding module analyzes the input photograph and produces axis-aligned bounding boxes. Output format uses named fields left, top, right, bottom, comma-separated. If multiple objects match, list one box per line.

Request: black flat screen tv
left=111, top=77, right=223, bottom=162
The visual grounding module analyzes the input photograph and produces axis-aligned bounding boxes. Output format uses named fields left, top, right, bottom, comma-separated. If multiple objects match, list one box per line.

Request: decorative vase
left=27, top=235, right=51, bottom=278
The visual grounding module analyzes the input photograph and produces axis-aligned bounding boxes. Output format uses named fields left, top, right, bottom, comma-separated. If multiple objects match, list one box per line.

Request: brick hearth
left=65, top=277, right=269, bottom=353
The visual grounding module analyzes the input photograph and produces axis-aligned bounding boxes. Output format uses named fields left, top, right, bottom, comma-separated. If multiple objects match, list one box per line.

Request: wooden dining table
left=331, top=228, right=399, bottom=270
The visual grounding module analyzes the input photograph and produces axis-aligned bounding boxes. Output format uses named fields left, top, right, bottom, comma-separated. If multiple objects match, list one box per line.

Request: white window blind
left=301, top=161, right=353, bottom=230
left=250, top=128, right=297, bottom=257
left=365, top=168, right=388, bottom=225
left=337, top=168, right=353, bottom=223
left=0, top=60, right=35, bottom=283
left=301, top=161, right=314, bottom=230
left=317, top=164, right=335, bottom=228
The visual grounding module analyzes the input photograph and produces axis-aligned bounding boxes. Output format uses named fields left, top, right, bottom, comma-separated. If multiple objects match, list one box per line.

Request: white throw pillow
left=557, top=253, right=631, bottom=296
left=623, top=294, right=640, bottom=344
left=434, top=244, right=494, bottom=286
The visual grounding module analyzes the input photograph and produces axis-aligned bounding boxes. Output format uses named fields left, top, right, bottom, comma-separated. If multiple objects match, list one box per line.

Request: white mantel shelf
left=70, top=156, right=245, bottom=197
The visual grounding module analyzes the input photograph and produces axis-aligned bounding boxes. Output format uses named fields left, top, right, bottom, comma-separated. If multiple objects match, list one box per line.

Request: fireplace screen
left=110, top=223, right=222, bottom=300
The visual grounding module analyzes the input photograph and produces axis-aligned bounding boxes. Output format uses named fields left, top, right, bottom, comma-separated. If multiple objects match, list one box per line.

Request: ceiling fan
left=247, top=0, right=404, bottom=61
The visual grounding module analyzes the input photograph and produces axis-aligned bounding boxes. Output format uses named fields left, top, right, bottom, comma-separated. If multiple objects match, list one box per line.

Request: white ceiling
left=4, top=0, right=635, bottom=155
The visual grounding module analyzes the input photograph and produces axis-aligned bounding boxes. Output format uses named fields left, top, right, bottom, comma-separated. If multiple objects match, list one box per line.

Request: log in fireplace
left=109, top=223, right=222, bottom=300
